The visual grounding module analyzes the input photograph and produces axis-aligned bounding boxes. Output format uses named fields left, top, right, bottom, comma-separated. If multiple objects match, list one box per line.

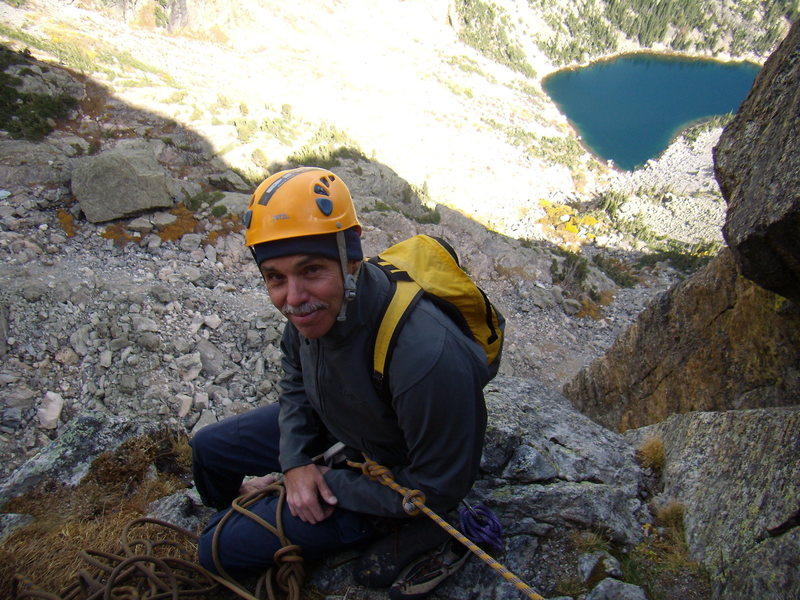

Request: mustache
left=281, top=301, right=329, bottom=316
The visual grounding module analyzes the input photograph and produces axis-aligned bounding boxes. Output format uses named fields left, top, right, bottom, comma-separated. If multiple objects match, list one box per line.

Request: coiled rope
left=347, top=455, right=545, bottom=600
left=459, top=502, right=504, bottom=554
left=210, top=482, right=305, bottom=600
left=13, top=481, right=304, bottom=600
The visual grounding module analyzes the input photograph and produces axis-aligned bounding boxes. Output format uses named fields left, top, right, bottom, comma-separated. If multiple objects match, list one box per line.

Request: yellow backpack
left=368, top=235, right=504, bottom=387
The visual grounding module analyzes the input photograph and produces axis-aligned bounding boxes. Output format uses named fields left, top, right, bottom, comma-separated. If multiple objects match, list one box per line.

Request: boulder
left=0, top=411, right=176, bottom=506
left=71, top=147, right=172, bottom=223
left=625, top=407, right=800, bottom=600
left=714, top=20, right=800, bottom=304
left=563, top=249, right=800, bottom=431
left=311, top=376, right=650, bottom=599
left=0, top=140, right=72, bottom=191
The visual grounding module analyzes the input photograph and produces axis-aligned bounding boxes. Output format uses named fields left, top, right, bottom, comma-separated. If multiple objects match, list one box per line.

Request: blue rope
left=458, top=503, right=504, bottom=553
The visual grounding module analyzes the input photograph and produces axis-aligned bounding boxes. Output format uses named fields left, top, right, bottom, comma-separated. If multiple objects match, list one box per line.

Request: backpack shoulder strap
left=368, top=248, right=427, bottom=387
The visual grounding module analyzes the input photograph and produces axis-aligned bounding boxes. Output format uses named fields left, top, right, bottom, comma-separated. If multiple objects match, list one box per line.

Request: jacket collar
left=321, top=261, right=388, bottom=345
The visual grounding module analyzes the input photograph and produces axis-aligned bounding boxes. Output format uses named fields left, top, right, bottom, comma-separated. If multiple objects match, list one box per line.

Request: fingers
left=284, top=464, right=338, bottom=524
left=239, top=473, right=278, bottom=496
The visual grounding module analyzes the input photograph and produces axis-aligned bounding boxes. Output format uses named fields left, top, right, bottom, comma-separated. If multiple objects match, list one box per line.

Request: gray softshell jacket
left=277, top=260, right=494, bottom=518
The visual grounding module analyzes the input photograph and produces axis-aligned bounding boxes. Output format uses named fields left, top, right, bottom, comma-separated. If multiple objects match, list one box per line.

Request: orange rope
left=348, top=455, right=545, bottom=600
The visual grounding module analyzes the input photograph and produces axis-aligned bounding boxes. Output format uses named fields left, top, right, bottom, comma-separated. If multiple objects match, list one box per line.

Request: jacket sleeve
left=325, top=304, right=489, bottom=517
left=277, top=325, right=325, bottom=472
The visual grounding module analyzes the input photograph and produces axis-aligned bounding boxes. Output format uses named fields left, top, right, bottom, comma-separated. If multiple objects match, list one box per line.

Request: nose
left=285, top=275, right=308, bottom=307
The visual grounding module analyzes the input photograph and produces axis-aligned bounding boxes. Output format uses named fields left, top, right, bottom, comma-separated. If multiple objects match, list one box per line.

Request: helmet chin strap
left=336, top=230, right=360, bottom=321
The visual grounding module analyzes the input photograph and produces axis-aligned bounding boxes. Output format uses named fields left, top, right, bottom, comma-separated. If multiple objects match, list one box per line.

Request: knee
left=189, top=425, right=212, bottom=458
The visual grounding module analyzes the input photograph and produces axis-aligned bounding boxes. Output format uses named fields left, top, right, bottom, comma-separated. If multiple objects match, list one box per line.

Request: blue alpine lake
left=542, top=54, right=761, bottom=171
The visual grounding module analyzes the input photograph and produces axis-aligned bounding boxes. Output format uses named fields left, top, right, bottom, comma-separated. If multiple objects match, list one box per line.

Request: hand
left=239, top=473, right=278, bottom=496
left=283, top=464, right=338, bottom=524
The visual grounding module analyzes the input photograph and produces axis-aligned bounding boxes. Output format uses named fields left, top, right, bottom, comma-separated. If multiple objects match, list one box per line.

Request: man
left=191, top=167, right=500, bottom=598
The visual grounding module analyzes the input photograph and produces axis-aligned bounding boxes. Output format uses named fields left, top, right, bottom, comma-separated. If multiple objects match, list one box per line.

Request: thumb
left=317, top=476, right=338, bottom=505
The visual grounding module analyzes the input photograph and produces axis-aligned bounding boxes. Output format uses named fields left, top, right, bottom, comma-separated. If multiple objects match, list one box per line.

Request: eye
left=263, top=271, right=285, bottom=285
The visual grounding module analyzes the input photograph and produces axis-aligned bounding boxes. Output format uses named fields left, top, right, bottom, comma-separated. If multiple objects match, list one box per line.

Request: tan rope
left=210, top=482, right=305, bottom=600
left=13, top=517, right=220, bottom=600
left=12, top=482, right=304, bottom=600
left=348, top=455, right=546, bottom=600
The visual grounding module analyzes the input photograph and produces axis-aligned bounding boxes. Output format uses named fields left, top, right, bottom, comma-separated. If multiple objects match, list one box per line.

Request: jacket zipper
left=313, top=338, right=326, bottom=418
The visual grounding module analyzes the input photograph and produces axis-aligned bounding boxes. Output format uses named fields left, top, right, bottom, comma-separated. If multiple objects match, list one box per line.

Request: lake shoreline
left=539, top=47, right=766, bottom=78
left=542, top=54, right=760, bottom=172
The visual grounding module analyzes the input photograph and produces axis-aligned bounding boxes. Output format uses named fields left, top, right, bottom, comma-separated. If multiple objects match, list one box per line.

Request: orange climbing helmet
left=244, top=167, right=361, bottom=249
left=243, top=167, right=363, bottom=321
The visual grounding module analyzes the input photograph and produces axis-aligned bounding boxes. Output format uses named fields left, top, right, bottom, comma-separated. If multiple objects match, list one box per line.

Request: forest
left=454, top=0, right=798, bottom=68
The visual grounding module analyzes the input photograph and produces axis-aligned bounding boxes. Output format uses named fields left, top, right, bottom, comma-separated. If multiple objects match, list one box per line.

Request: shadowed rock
left=714, top=20, right=800, bottom=304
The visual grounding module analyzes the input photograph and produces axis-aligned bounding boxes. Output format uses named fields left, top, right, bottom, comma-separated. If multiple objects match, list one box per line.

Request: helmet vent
left=316, top=197, right=334, bottom=216
left=314, top=184, right=330, bottom=196
left=258, top=167, right=317, bottom=205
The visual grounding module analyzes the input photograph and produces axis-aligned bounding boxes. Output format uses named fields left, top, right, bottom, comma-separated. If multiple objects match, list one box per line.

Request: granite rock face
left=563, top=249, right=800, bottom=431
left=714, top=20, right=800, bottom=304
left=307, top=376, right=650, bottom=599
left=0, top=411, right=179, bottom=507
left=625, top=407, right=800, bottom=600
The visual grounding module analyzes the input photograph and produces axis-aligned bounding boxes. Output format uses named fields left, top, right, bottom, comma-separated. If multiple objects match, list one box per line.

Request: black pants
left=190, top=403, right=377, bottom=577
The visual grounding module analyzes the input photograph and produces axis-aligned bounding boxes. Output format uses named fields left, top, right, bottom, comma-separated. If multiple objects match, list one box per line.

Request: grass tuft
left=621, top=499, right=711, bottom=600
left=636, top=436, right=666, bottom=473
left=0, top=429, right=193, bottom=598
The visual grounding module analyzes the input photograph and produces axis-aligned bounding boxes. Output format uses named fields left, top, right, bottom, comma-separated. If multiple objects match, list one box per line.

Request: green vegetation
left=212, top=93, right=233, bottom=111
left=551, top=249, right=590, bottom=290
left=531, top=135, right=585, bottom=168
left=0, top=24, right=173, bottom=84
left=447, top=54, right=496, bottom=83
left=183, top=190, right=225, bottom=211
left=637, top=239, right=722, bottom=273
left=620, top=501, right=712, bottom=600
left=233, top=117, right=258, bottom=143
left=412, top=206, right=441, bottom=225
left=595, top=189, right=629, bottom=220
left=251, top=147, right=270, bottom=171
left=483, top=117, right=586, bottom=169
left=0, top=45, right=78, bottom=141
left=536, top=0, right=618, bottom=66
left=287, top=123, right=366, bottom=168
left=532, top=0, right=796, bottom=65
left=593, top=253, right=639, bottom=287
left=261, top=109, right=299, bottom=145
left=681, top=112, right=734, bottom=145
left=441, top=77, right=474, bottom=99
left=453, top=0, right=536, bottom=78
left=165, top=90, right=188, bottom=103
left=0, top=24, right=96, bottom=73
